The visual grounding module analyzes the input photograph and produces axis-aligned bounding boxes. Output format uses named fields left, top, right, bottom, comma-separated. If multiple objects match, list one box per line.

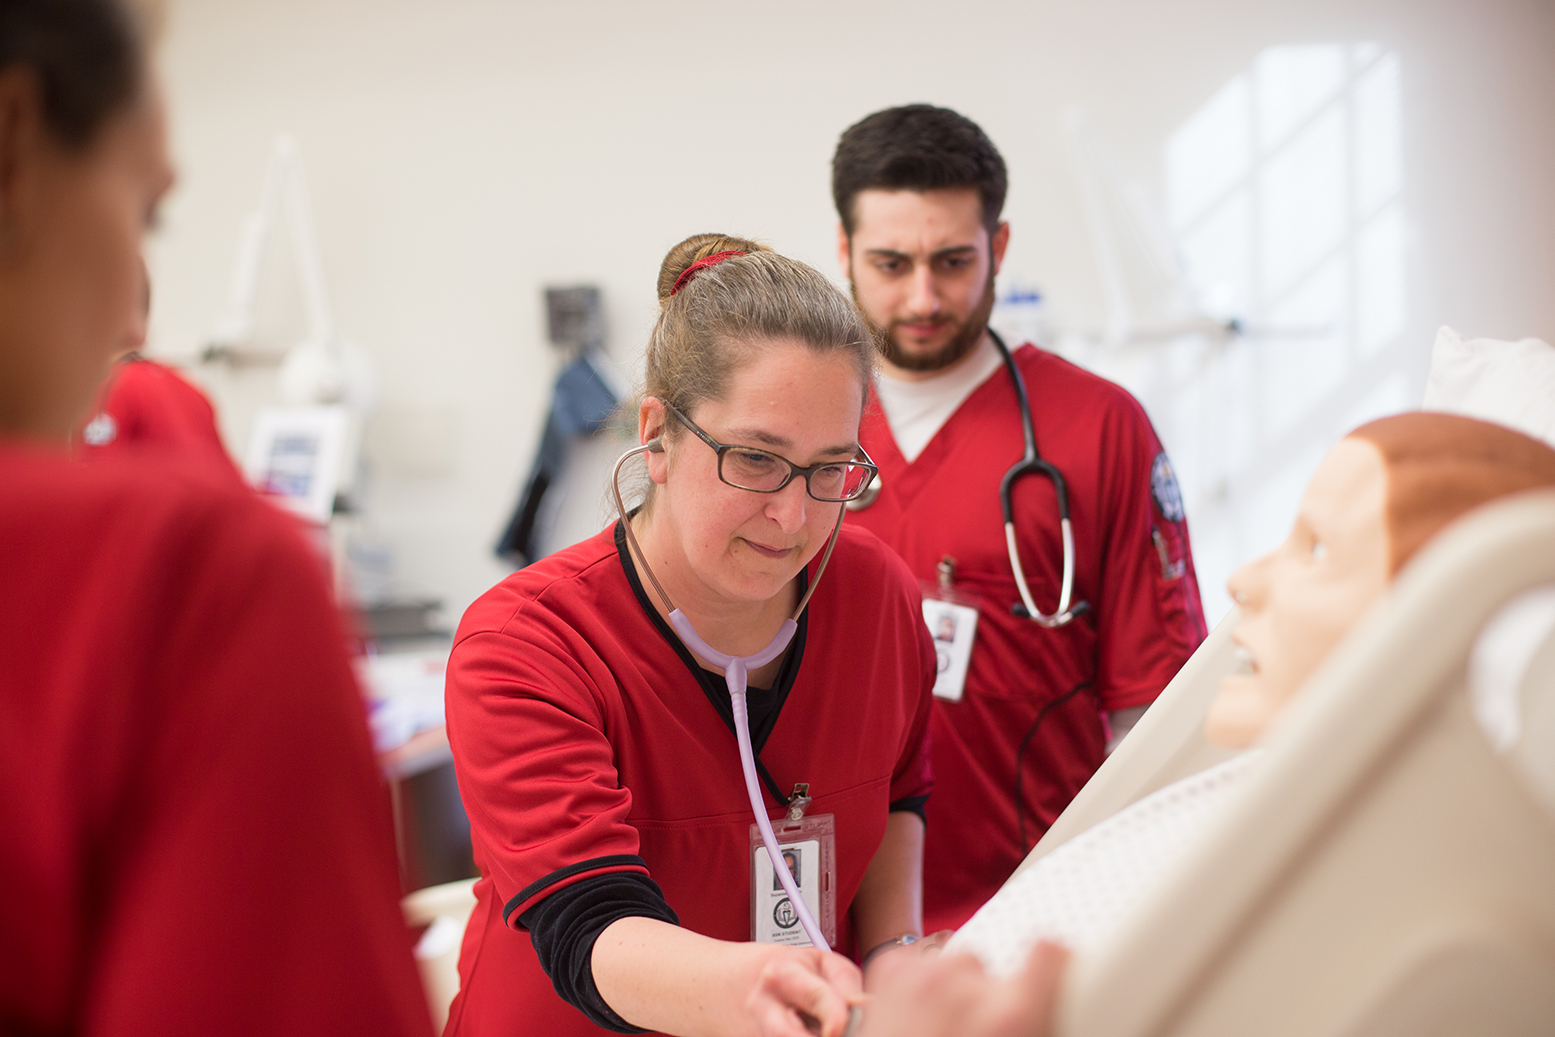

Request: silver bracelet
left=860, top=932, right=920, bottom=968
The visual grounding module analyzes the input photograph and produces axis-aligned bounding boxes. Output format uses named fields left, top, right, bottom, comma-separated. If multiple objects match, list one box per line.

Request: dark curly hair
left=832, top=104, right=1008, bottom=236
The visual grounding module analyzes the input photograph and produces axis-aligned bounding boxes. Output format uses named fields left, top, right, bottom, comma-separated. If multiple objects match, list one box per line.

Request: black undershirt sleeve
left=889, top=793, right=930, bottom=825
left=519, top=871, right=680, bottom=1033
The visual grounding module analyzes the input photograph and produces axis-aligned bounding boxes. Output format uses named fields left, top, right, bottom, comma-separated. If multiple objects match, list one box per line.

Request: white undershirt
left=872, top=335, right=1006, bottom=463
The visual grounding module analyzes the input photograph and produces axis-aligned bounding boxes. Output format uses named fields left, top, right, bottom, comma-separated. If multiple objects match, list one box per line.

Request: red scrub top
left=850, top=342, right=1207, bottom=932
left=76, top=357, right=242, bottom=482
left=0, top=443, right=430, bottom=1037
left=444, top=521, right=935, bottom=1036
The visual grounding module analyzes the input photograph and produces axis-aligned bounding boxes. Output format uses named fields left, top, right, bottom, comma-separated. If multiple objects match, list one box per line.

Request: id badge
left=750, top=813, right=837, bottom=947
left=921, top=592, right=979, bottom=702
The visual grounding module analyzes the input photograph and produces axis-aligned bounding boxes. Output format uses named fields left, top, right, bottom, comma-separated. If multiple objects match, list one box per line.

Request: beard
left=853, top=268, right=998, bottom=374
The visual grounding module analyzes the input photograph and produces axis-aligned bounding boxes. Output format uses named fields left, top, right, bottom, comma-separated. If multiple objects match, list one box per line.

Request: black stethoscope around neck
left=852, top=329, right=1090, bottom=629
left=989, top=329, right=1089, bottom=628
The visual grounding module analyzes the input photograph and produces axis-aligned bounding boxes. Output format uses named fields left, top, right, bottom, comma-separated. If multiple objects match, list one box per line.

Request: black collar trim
left=613, top=518, right=808, bottom=807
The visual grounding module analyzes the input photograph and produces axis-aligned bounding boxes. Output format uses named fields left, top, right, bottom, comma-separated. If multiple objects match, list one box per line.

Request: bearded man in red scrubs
left=833, top=105, right=1209, bottom=933
left=0, top=2, right=428, bottom=1033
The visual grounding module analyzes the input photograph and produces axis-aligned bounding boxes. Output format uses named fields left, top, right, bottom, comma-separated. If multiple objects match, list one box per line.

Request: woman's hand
left=855, top=941, right=1069, bottom=1037
left=594, top=918, right=861, bottom=1037
left=745, top=947, right=863, bottom=1037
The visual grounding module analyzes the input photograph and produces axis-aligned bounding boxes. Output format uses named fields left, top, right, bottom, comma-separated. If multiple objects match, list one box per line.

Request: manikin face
left=641, top=341, right=865, bottom=607
left=1206, top=438, right=1393, bottom=748
left=838, top=187, right=1009, bottom=374
left=0, top=74, right=174, bottom=439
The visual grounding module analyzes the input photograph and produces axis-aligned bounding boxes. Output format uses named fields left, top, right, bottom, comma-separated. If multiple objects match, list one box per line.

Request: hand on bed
left=854, top=940, right=1069, bottom=1037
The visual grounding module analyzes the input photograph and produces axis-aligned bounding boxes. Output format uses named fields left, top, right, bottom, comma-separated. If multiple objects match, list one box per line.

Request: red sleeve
left=1091, top=396, right=1209, bottom=711
left=445, top=623, right=648, bottom=927
left=81, top=361, right=243, bottom=483
left=86, top=495, right=430, bottom=1037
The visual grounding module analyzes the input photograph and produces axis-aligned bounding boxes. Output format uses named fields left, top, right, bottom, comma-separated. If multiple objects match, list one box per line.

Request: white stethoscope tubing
left=611, top=438, right=844, bottom=951
left=1005, top=515, right=1078, bottom=627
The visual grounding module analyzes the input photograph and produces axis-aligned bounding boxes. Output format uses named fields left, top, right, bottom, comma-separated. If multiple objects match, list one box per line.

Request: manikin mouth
left=1230, top=645, right=1259, bottom=675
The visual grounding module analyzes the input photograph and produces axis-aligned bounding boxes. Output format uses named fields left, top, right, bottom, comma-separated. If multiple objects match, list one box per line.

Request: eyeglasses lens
left=720, top=450, right=872, bottom=501
left=722, top=450, right=789, bottom=491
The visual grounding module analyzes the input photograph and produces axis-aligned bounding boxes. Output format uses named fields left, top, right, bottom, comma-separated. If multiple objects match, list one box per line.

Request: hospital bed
left=399, top=493, right=1555, bottom=1035
left=1010, top=489, right=1555, bottom=1036
left=402, top=877, right=477, bottom=1031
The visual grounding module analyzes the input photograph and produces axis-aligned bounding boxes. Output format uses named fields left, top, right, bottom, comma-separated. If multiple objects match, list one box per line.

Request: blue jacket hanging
left=495, top=351, right=620, bottom=566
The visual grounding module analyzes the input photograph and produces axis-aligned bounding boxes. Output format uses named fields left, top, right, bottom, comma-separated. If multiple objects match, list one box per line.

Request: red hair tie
left=670, top=250, right=748, bottom=296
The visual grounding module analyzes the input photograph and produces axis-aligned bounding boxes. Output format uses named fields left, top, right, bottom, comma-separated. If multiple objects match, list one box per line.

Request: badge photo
left=921, top=595, right=979, bottom=702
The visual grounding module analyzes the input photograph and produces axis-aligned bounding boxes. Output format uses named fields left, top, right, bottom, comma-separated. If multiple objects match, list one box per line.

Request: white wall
left=147, top=0, right=1555, bottom=625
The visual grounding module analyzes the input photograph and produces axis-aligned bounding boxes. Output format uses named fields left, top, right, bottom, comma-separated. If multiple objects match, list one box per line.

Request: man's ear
left=0, top=68, right=45, bottom=254
left=990, top=221, right=1011, bottom=275
left=835, top=223, right=852, bottom=281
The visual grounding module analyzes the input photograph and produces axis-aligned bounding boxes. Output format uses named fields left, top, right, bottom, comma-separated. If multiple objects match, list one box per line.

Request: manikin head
left=831, top=105, right=1010, bottom=375
left=0, top=0, right=172, bottom=443
left=1207, top=412, right=1555, bottom=748
left=633, top=233, right=874, bottom=608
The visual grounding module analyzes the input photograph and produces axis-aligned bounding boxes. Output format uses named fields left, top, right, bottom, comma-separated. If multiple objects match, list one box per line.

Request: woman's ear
left=640, top=397, right=670, bottom=485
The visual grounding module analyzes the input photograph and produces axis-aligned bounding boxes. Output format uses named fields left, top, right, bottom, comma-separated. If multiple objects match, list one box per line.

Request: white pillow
left=1422, top=326, right=1555, bottom=449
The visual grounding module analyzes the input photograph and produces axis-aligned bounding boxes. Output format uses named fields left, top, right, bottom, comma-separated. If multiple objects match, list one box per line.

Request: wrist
left=860, top=933, right=920, bottom=969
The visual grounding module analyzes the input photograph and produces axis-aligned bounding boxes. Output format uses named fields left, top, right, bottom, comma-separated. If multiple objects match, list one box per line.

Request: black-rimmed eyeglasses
left=667, top=404, right=878, bottom=503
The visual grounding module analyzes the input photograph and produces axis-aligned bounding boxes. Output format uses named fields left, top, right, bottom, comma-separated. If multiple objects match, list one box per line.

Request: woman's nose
left=766, top=478, right=809, bottom=533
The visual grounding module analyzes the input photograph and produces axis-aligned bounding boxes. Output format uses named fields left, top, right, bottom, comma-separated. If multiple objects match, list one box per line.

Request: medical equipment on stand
left=609, top=438, right=860, bottom=952
left=205, top=135, right=377, bottom=413
left=204, top=135, right=376, bottom=529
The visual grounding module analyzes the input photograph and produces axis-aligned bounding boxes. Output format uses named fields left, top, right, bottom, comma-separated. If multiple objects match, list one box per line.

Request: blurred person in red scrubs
left=74, top=259, right=243, bottom=480
left=0, top=2, right=429, bottom=1034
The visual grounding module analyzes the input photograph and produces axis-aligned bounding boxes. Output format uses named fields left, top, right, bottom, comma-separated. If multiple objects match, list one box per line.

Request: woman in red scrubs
left=0, top=3, right=428, bottom=1033
left=445, top=234, right=937, bottom=1037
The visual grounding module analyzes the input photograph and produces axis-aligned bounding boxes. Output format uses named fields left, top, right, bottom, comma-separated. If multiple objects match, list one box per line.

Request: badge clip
left=786, top=783, right=812, bottom=821
left=936, top=555, right=956, bottom=592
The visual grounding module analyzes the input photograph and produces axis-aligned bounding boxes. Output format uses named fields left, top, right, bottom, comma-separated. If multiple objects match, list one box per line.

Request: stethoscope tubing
left=611, top=435, right=841, bottom=950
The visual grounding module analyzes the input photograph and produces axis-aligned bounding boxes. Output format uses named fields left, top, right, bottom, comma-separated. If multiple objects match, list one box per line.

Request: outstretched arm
left=593, top=917, right=862, bottom=1037
left=853, top=811, right=926, bottom=986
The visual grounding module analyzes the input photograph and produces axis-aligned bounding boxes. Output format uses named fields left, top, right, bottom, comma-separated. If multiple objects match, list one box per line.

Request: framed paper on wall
left=244, top=405, right=351, bottom=524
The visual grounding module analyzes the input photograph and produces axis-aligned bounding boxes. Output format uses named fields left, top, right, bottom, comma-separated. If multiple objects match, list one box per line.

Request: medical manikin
left=943, top=411, right=1555, bottom=978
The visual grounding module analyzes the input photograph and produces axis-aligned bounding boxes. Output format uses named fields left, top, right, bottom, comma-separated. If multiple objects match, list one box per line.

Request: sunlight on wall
left=1131, top=43, right=1409, bottom=623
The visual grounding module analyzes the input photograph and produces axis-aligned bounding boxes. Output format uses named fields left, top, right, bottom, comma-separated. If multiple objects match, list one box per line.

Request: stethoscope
left=611, top=438, right=845, bottom=951
left=850, top=329, right=1089, bottom=628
